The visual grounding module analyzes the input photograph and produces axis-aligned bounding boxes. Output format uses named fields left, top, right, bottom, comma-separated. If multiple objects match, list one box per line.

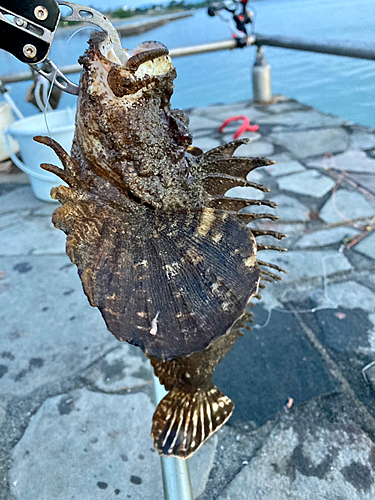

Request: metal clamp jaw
left=0, top=0, right=124, bottom=95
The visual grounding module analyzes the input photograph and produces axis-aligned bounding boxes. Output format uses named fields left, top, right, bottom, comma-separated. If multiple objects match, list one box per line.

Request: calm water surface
left=1, top=0, right=375, bottom=127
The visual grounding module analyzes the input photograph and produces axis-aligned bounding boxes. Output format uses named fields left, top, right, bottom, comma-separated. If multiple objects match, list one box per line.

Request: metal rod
left=254, top=33, right=375, bottom=61
left=2, top=91, right=24, bottom=119
left=0, top=40, right=241, bottom=84
left=2, top=33, right=375, bottom=85
left=152, top=373, right=194, bottom=500
left=0, top=80, right=24, bottom=119
left=170, top=39, right=239, bottom=58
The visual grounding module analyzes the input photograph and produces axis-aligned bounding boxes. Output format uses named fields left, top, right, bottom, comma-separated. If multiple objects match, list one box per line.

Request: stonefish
left=35, top=31, right=285, bottom=459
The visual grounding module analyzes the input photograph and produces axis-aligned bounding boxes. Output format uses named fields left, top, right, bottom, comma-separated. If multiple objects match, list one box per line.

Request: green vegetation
left=111, top=7, right=133, bottom=18
left=106, top=0, right=210, bottom=19
left=164, top=0, right=210, bottom=11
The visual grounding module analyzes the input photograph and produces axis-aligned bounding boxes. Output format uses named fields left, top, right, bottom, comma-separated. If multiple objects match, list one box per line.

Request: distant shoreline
left=116, top=12, right=193, bottom=37
left=55, top=11, right=193, bottom=39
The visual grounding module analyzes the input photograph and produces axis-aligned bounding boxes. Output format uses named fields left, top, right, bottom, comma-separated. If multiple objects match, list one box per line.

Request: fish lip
left=88, top=33, right=174, bottom=97
left=98, top=37, right=169, bottom=72
left=124, top=41, right=169, bottom=71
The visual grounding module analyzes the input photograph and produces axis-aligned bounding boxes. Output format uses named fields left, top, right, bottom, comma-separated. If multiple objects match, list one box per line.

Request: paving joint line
left=0, top=253, right=67, bottom=257
left=294, top=312, right=375, bottom=434
left=198, top=422, right=276, bottom=500
left=83, top=380, right=152, bottom=396
left=0, top=345, right=122, bottom=452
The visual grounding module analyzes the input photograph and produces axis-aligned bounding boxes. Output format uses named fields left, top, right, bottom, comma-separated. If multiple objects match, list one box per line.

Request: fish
left=34, top=31, right=286, bottom=459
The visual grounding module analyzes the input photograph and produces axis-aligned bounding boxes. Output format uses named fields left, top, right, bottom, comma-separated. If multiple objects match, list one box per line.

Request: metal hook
left=29, top=1, right=126, bottom=95
left=30, top=58, right=79, bottom=95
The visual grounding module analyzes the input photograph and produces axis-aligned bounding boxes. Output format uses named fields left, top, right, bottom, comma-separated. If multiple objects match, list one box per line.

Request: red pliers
left=219, top=115, right=259, bottom=139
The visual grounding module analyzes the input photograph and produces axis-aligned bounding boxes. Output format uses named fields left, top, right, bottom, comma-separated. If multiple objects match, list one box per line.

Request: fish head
left=75, top=31, right=192, bottom=177
left=78, top=31, right=176, bottom=97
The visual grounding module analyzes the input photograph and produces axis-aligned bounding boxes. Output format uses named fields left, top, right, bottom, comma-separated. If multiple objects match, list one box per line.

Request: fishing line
left=42, top=79, right=52, bottom=113
left=34, top=73, right=54, bottom=113
left=43, top=70, right=57, bottom=140
left=253, top=146, right=369, bottom=330
left=253, top=253, right=345, bottom=329
left=34, top=78, right=44, bottom=112
left=216, top=10, right=238, bottom=37
left=247, top=4, right=257, bottom=35
left=43, top=26, right=98, bottom=139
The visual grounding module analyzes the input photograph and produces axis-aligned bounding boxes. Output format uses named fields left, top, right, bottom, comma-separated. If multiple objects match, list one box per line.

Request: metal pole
left=0, top=40, right=243, bottom=85
left=0, top=80, right=24, bottom=119
left=170, top=39, right=240, bottom=58
left=2, top=34, right=375, bottom=86
left=2, top=91, right=24, bottom=119
left=254, top=33, right=375, bottom=61
left=152, top=373, right=194, bottom=500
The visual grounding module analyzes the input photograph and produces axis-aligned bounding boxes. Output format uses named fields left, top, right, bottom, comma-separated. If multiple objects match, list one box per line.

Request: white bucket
left=0, top=102, right=19, bottom=162
left=4, top=107, right=76, bottom=202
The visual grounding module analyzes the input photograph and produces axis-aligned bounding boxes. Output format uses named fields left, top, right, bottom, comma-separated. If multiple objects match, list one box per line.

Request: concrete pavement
left=1, top=95, right=375, bottom=499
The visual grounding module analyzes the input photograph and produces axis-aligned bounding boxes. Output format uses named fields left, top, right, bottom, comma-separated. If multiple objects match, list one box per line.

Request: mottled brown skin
left=35, top=31, right=286, bottom=458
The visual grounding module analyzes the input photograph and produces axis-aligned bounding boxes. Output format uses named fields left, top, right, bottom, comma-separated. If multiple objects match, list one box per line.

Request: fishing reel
left=207, top=0, right=255, bottom=44
left=207, top=1, right=227, bottom=17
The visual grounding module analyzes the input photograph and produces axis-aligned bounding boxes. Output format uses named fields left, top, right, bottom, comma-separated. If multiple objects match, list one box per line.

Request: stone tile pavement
left=0, top=96, right=375, bottom=499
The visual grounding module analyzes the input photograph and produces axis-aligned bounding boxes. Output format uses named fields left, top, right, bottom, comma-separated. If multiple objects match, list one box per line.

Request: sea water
left=1, top=0, right=375, bottom=127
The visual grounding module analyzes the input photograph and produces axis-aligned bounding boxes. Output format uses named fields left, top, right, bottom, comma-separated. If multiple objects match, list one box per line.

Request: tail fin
left=151, top=383, right=234, bottom=459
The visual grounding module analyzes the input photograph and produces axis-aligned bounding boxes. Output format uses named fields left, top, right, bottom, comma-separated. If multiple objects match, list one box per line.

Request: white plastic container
left=0, top=102, right=19, bottom=162
left=4, top=107, right=76, bottom=202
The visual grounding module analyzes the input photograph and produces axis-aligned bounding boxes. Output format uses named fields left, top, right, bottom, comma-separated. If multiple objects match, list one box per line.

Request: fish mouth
left=94, top=34, right=174, bottom=97
left=99, top=37, right=169, bottom=68
left=124, top=41, right=170, bottom=71
left=98, top=35, right=171, bottom=74
left=98, top=36, right=124, bottom=65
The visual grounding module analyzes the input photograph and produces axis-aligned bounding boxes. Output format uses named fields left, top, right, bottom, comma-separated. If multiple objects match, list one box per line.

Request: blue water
left=1, top=0, right=375, bottom=127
